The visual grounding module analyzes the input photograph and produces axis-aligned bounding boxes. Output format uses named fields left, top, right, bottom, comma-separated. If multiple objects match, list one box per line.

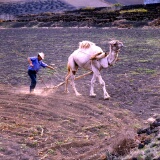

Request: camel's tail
left=67, top=63, right=70, bottom=72
left=65, top=63, right=71, bottom=78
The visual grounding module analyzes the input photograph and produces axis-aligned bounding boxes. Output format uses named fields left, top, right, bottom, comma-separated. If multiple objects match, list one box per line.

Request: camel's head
left=109, top=40, right=123, bottom=52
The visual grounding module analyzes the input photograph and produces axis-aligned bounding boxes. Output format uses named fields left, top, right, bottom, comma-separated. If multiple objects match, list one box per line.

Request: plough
left=42, top=71, right=93, bottom=92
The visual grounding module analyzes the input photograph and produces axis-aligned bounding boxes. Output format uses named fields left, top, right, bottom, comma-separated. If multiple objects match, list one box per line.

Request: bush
left=112, top=138, right=137, bottom=156
left=114, top=3, right=123, bottom=8
left=120, top=8, right=148, bottom=14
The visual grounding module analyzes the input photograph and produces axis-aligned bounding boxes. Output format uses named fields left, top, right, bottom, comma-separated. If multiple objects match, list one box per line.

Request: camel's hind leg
left=65, top=64, right=81, bottom=96
left=70, top=71, right=82, bottom=96
left=65, top=71, right=71, bottom=93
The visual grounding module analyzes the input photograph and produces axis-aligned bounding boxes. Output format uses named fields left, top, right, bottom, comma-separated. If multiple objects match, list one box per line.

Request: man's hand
left=47, top=66, right=55, bottom=70
left=28, top=57, right=34, bottom=67
left=30, top=63, right=34, bottom=67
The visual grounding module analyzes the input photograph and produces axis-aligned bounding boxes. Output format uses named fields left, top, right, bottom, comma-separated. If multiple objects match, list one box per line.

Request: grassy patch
left=146, top=39, right=160, bottom=47
left=137, top=59, right=152, bottom=63
left=97, top=103, right=104, bottom=109
left=118, top=110, right=129, bottom=117
left=55, top=140, right=66, bottom=146
left=0, top=146, right=5, bottom=151
left=129, top=71, right=140, bottom=75
left=129, top=68, right=157, bottom=75
left=120, top=8, right=147, bottom=14
left=136, top=68, right=156, bottom=75
left=47, top=149, right=56, bottom=155
left=132, top=123, right=141, bottom=129
left=81, top=7, right=95, bottom=10
left=0, top=122, right=17, bottom=131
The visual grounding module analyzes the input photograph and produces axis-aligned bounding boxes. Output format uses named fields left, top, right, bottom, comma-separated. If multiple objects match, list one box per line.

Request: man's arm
left=27, top=57, right=33, bottom=67
left=46, top=65, right=55, bottom=70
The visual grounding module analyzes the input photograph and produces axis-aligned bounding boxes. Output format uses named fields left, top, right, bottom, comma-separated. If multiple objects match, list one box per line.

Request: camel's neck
left=107, top=48, right=119, bottom=66
left=99, top=49, right=119, bottom=69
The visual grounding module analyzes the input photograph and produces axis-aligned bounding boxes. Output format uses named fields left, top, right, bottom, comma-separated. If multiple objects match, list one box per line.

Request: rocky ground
left=123, top=117, right=160, bottom=160
left=0, top=27, right=160, bottom=159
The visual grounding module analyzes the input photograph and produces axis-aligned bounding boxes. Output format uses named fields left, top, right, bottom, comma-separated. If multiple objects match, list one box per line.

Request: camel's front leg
left=90, top=74, right=97, bottom=97
left=70, top=72, right=82, bottom=96
left=97, top=75, right=110, bottom=100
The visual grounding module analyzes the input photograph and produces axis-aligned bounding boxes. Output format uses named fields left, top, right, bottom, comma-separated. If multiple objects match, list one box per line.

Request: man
left=27, top=52, right=54, bottom=93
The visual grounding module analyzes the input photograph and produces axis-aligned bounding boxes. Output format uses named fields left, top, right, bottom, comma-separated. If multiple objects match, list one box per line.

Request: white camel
left=65, top=40, right=123, bottom=99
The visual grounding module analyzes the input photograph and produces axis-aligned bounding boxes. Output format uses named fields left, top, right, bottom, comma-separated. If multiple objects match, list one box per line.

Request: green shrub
left=114, top=3, right=122, bottom=7
left=81, top=7, right=95, bottom=10
left=120, top=8, right=148, bottom=14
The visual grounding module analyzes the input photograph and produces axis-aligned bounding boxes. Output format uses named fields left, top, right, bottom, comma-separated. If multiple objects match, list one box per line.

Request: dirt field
left=0, top=27, right=160, bottom=160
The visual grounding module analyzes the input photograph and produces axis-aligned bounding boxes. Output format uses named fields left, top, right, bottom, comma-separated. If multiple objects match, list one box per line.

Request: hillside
left=0, top=0, right=144, bottom=17
left=0, top=0, right=145, bottom=21
left=63, top=0, right=111, bottom=7
left=0, top=0, right=144, bottom=5
left=0, top=27, right=160, bottom=159
left=0, top=0, right=76, bottom=16
left=114, top=0, right=143, bottom=5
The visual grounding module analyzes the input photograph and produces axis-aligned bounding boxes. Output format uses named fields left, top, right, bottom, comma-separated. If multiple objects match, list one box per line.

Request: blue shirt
left=28, top=56, right=48, bottom=72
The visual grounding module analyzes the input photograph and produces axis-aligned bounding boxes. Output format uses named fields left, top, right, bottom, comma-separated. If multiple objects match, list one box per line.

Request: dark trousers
left=28, top=70, right=37, bottom=92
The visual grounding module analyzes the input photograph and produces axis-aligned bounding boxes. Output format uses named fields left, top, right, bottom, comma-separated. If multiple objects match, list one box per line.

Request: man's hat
left=38, top=52, right=45, bottom=59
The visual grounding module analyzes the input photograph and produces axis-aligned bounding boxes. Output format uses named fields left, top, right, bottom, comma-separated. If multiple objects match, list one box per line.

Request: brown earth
left=0, top=27, right=160, bottom=160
